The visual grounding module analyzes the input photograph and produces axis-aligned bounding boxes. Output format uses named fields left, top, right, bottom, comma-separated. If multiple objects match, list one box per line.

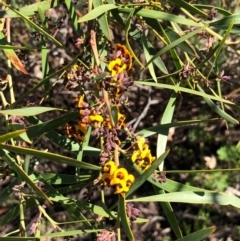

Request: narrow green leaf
left=93, top=0, right=112, bottom=41
left=6, top=5, right=73, bottom=57
left=65, top=0, right=80, bottom=31
left=0, top=0, right=58, bottom=18
left=119, top=195, right=134, bottom=241
left=38, top=6, right=50, bottom=99
left=175, top=227, right=216, bottom=241
left=125, top=8, right=145, bottom=68
left=156, top=88, right=178, bottom=161
left=42, top=229, right=102, bottom=237
left=148, top=178, right=211, bottom=193
left=0, top=237, right=39, bottom=241
left=128, top=191, right=240, bottom=208
left=210, top=13, right=240, bottom=34
left=138, top=118, right=219, bottom=138
left=165, top=27, right=196, bottom=56
left=78, top=4, right=118, bottom=22
left=40, top=173, right=91, bottom=184
left=134, top=81, right=234, bottom=104
left=158, top=22, right=183, bottom=70
left=197, top=85, right=238, bottom=124
left=141, top=33, right=157, bottom=82
left=0, top=129, right=26, bottom=143
left=193, top=4, right=231, bottom=16
left=0, top=198, right=35, bottom=226
left=118, top=8, right=202, bottom=27
left=26, top=112, right=79, bottom=139
left=0, top=107, right=63, bottom=116
left=207, top=20, right=234, bottom=79
left=169, top=0, right=207, bottom=17
left=111, top=105, right=119, bottom=126
left=0, top=144, right=101, bottom=170
left=145, top=27, right=205, bottom=68
left=0, top=44, right=40, bottom=50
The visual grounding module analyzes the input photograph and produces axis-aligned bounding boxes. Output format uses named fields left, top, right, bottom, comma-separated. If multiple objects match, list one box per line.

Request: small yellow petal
left=131, top=151, right=139, bottom=162
left=102, top=173, right=113, bottom=186
left=117, top=63, right=127, bottom=74
left=108, top=58, right=122, bottom=71
left=127, top=174, right=135, bottom=187
left=77, top=94, right=85, bottom=107
left=114, top=181, right=129, bottom=194
left=73, top=64, right=81, bottom=71
left=88, top=114, right=104, bottom=123
left=110, top=167, right=129, bottom=185
left=137, top=137, right=146, bottom=152
left=103, top=161, right=117, bottom=175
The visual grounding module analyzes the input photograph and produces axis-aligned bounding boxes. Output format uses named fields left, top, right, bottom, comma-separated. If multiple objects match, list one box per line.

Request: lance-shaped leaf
left=128, top=191, right=240, bottom=208
left=0, top=107, right=65, bottom=116
left=0, top=129, right=26, bottom=143
left=0, top=0, right=58, bottom=18
left=0, top=31, right=29, bottom=75
left=0, top=144, right=101, bottom=170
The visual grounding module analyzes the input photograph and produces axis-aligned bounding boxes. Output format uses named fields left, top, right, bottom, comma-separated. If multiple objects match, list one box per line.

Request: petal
left=108, top=58, right=122, bottom=71
left=103, top=161, right=117, bottom=175
left=77, top=94, right=85, bottom=107
left=131, top=151, right=139, bottom=162
left=117, top=63, right=127, bottom=74
left=137, top=137, right=146, bottom=152
left=127, top=174, right=135, bottom=187
left=140, top=148, right=150, bottom=159
left=102, top=173, right=113, bottom=186
left=114, top=180, right=129, bottom=194
left=88, top=114, right=104, bottom=123
left=110, top=167, right=129, bottom=185
left=115, top=167, right=129, bottom=180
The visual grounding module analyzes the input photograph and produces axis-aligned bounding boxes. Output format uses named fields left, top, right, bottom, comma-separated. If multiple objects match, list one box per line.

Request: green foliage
left=0, top=0, right=240, bottom=240
left=217, top=144, right=240, bottom=164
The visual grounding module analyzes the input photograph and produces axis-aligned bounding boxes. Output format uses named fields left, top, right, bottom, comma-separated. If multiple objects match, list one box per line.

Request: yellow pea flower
left=102, top=173, right=113, bottom=187
left=103, top=161, right=117, bottom=175
left=88, top=114, right=104, bottom=123
left=110, top=167, right=129, bottom=186
left=108, top=58, right=122, bottom=71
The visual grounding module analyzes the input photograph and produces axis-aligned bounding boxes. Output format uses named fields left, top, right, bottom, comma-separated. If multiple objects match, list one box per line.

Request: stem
left=19, top=193, right=26, bottom=236
left=180, top=8, right=239, bottom=45
left=35, top=199, right=63, bottom=231
left=6, top=17, right=15, bottom=104
left=90, top=30, right=100, bottom=67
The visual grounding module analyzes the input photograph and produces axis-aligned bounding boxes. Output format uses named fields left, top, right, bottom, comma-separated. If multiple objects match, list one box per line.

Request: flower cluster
left=65, top=43, right=156, bottom=196
left=131, top=137, right=156, bottom=171
left=108, top=44, right=133, bottom=76
left=63, top=63, right=92, bottom=90
left=126, top=203, right=141, bottom=222
left=102, top=161, right=135, bottom=194
left=66, top=94, right=104, bottom=142
left=98, top=44, right=134, bottom=98
left=95, top=230, right=116, bottom=241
